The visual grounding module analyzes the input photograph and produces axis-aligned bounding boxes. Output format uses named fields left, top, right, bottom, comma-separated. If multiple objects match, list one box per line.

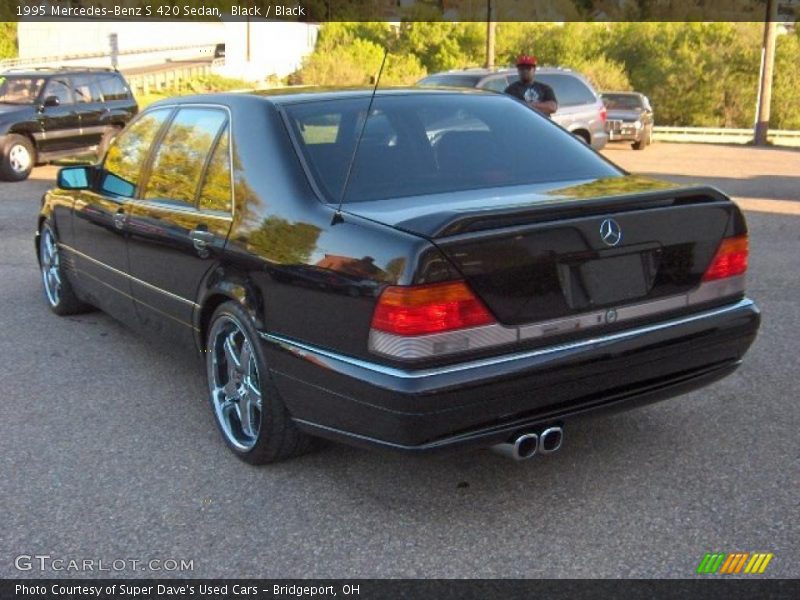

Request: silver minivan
left=418, top=67, right=609, bottom=150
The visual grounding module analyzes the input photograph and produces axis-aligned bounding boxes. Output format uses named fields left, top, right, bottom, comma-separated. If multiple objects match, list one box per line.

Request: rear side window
left=96, top=74, right=131, bottom=101
left=144, top=108, right=227, bottom=206
left=198, top=125, right=232, bottom=213
left=537, top=74, right=597, bottom=107
left=284, top=94, right=621, bottom=203
left=481, top=76, right=511, bottom=93
left=71, top=75, right=103, bottom=103
left=417, top=75, right=482, bottom=88
left=102, top=108, right=171, bottom=197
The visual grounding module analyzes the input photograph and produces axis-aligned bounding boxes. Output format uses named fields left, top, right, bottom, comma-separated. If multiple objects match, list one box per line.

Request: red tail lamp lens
left=371, top=281, right=496, bottom=336
left=702, top=235, right=748, bottom=282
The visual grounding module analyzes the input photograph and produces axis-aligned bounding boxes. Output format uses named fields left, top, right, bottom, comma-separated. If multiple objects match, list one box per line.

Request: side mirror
left=57, top=166, right=91, bottom=190
left=42, top=95, right=60, bottom=108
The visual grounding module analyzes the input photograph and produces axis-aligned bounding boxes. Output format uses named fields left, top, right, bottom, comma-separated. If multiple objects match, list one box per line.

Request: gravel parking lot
left=1, top=142, right=797, bottom=578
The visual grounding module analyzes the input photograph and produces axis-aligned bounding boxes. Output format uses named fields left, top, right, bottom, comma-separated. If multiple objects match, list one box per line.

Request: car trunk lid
left=344, top=176, right=740, bottom=326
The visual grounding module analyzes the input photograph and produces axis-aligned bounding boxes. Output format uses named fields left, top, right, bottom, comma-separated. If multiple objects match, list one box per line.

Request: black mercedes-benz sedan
left=35, top=89, right=760, bottom=464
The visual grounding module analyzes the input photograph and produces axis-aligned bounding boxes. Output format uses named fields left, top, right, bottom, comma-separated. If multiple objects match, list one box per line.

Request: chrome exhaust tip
left=490, top=433, right=538, bottom=461
left=539, top=426, right=563, bottom=454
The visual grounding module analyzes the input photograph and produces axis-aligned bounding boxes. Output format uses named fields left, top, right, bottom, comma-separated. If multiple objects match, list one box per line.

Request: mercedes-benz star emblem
left=599, top=218, right=623, bottom=247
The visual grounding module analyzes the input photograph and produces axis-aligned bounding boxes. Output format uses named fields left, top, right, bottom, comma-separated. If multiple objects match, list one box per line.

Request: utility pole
left=754, top=0, right=778, bottom=146
left=485, top=0, right=496, bottom=68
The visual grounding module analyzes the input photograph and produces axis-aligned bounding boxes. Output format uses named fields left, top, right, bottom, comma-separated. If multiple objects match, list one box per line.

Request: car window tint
left=103, top=109, right=171, bottom=198
left=602, top=94, right=643, bottom=110
left=536, top=74, right=596, bottom=106
left=297, top=112, right=341, bottom=145
left=198, top=125, right=232, bottom=213
left=285, top=94, right=621, bottom=203
left=417, top=75, right=482, bottom=88
left=43, top=78, right=73, bottom=105
left=71, top=75, right=103, bottom=103
left=481, top=76, right=510, bottom=93
left=96, top=74, right=130, bottom=101
left=144, top=108, right=227, bottom=206
left=0, top=76, right=45, bottom=104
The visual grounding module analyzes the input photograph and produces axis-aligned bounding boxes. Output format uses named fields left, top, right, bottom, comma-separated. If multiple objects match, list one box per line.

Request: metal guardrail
left=0, top=44, right=217, bottom=69
left=653, top=126, right=800, bottom=147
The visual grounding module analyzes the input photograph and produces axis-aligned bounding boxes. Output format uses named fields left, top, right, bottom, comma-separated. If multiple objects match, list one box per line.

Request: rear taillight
left=599, top=105, right=607, bottom=123
left=371, top=281, right=495, bottom=336
left=702, top=235, right=748, bottom=281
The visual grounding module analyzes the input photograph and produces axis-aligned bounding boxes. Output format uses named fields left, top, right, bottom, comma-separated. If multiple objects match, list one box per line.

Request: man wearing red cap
left=504, top=55, right=558, bottom=117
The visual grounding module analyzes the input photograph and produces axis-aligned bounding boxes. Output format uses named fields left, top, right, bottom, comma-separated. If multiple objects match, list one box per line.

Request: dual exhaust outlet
left=490, top=426, right=564, bottom=461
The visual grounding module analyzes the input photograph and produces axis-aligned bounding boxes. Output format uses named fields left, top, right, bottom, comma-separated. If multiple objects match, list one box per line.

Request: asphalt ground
left=0, top=142, right=797, bottom=579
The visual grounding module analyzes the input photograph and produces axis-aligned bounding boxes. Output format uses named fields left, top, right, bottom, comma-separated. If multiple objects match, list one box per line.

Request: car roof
left=148, top=87, right=495, bottom=109
left=422, top=66, right=583, bottom=78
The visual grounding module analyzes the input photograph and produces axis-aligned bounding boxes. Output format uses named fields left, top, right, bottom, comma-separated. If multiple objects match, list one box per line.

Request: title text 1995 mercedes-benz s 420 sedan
left=36, top=89, right=760, bottom=464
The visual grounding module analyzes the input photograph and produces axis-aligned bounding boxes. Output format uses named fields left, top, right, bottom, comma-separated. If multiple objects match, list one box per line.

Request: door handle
left=113, top=211, right=126, bottom=230
left=190, top=229, right=215, bottom=251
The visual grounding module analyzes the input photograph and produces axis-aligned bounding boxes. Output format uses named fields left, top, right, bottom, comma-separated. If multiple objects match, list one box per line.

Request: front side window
left=102, top=108, right=171, bottom=197
left=285, top=94, right=621, bottom=203
left=144, top=108, right=227, bottom=206
left=42, top=78, right=73, bottom=105
left=0, top=76, right=45, bottom=104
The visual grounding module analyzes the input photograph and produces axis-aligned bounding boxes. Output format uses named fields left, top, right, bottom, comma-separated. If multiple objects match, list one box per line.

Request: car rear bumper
left=609, top=132, right=643, bottom=142
left=261, top=298, right=760, bottom=453
left=589, top=130, right=609, bottom=150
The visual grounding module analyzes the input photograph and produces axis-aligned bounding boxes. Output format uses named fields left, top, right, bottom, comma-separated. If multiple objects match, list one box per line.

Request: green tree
left=772, top=33, right=800, bottom=130
left=0, top=22, right=17, bottom=60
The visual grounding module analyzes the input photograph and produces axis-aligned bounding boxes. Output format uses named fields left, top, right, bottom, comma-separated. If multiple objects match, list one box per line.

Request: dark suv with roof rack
left=0, top=67, right=137, bottom=181
left=418, top=67, right=608, bottom=150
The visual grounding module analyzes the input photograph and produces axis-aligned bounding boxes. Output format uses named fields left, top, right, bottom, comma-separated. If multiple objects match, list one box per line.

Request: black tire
left=573, top=131, right=590, bottom=145
left=633, top=127, right=652, bottom=150
left=205, top=301, right=316, bottom=464
left=0, top=134, right=35, bottom=181
left=38, top=221, right=93, bottom=316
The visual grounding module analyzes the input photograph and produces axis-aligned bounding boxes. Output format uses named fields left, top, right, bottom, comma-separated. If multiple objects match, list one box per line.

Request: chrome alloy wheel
left=40, top=227, right=62, bottom=307
left=208, top=316, right=263, bottom=451
left=9, top=143, right=32, bottom=173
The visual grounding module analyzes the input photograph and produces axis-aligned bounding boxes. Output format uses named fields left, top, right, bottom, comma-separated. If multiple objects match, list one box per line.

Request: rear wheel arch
left=571, top=128, right=591, bottom=144
left=196, top=281, right=266, bottom=352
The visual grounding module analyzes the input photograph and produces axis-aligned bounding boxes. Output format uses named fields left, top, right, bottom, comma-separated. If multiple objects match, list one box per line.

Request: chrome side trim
left=59, top=242, right=199, bottom=308
left=367, top=276, right=746, bottom=359
left=260, top=298, right=755, bottom=380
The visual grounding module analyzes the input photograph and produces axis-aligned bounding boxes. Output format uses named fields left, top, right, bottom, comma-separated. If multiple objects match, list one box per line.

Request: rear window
left=417, top=75, right=482, bottom=88
left=284, top=94, right=621, bottom=204
left=602, top=94, right=644, bottom=109
left=536, top=74, right=597, bottom=107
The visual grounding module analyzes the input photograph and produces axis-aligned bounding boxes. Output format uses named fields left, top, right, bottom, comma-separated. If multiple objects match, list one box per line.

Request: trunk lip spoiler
left=342, top=182, right=732, bottom=240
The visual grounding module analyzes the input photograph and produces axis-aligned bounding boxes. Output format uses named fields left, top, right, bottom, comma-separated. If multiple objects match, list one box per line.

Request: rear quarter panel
left=199, top=97, right=442, bottom=361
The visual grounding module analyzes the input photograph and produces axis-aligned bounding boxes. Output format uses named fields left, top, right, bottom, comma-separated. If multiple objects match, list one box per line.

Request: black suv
left=0, top=67, right=138, bottom=181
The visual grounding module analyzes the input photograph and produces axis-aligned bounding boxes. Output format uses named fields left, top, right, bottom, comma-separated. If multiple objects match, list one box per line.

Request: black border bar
left=2, top=579, right=799, bottom=600
left=3, top=0, right=797, bottom=22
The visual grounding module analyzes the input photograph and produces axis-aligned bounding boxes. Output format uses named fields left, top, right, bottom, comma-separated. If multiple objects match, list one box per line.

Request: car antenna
left=331, top=48, right=389, bottom=225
